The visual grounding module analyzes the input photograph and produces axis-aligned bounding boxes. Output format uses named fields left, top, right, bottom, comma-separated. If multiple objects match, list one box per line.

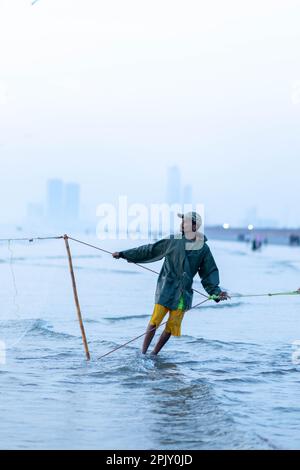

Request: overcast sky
left=0, top=0, right=300, bottom=227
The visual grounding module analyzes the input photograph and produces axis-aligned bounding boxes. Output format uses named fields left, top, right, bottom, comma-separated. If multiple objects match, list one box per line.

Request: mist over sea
left=1, top=237, right=300, bottom=450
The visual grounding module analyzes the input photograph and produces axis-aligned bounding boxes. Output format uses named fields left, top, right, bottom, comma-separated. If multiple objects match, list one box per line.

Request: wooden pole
left=64, top=234, right=90, bottom=360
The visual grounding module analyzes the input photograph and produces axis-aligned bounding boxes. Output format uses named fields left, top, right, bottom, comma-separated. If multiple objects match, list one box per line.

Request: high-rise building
left=64, top=183, right=80, bottom=221
left=46, top=179, right=80, bottom=225
left=182, top=184, right=193, bottom=207
left=46, top=179, right=64, bottom=221
left=167, top=166, right=181, bottom=205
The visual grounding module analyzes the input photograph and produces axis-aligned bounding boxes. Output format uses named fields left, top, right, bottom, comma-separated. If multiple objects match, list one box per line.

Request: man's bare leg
left=151, top=330, right=171, bottom=355
left=142, top=323, right=157, bottom=354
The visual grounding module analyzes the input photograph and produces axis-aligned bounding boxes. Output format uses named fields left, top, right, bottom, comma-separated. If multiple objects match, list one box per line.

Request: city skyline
left=1, top=1, right=300, bottom=229
left=17, top=169, right=297, bottom=231
left=26, top=178, right=81, bottom=229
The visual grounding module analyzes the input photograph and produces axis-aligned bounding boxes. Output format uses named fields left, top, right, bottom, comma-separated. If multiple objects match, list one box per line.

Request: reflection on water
left=119, top=355, right=263, bottom=449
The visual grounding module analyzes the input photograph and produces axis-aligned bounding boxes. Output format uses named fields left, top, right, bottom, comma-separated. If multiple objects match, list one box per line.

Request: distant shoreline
left=205, top=226, right=300, bottom=246
left=1, top=224, right=300, bottom=248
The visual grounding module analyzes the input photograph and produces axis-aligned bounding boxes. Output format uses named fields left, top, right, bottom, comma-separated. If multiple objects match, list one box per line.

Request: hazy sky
left=1, top=0, right=300, bottom=226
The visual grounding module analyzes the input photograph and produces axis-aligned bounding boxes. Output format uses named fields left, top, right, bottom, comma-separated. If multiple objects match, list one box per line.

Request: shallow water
left=1, top=237, right=300, bottom=449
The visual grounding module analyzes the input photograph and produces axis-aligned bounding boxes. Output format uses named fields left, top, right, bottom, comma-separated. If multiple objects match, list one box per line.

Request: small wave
left=217, top=377, right=263, bottom=384
left=28, top=319, right=76, bottom=339
left=34, top=351, right=75, bottom=360
left=184, top=336, right=258, bottom=349
left=181, top=334, right=200, bottom=340
left=211, top=301, right=246, bottom=309
left=103, top=314, right=150, bottom=322
left=0, top=318, right=46, bottom=333
left=260, top=367, right=299, bottom=376
left=16, top=352, right=70, bottom=361
left=194, top=301, right=246, bottom=310
left=175, top=360, right=200, bottom=366
left=272, top=406, right=300, bottom=413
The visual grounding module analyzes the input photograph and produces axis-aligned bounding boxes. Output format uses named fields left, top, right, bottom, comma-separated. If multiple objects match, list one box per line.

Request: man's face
left=181, top=219, right=196, bottom=233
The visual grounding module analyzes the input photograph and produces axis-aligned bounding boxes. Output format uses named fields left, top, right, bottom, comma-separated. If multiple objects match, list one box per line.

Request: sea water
left=0, top=237, right=300, bottom=449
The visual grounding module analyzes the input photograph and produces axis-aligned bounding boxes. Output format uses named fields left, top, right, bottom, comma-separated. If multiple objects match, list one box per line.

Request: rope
left=0, top=236, right=64, bottom=243
left=67, top=236, right=209, bottom=299
left=228, top=291, right=300, bottom=299
left=97, top=298, right=211, bottom=360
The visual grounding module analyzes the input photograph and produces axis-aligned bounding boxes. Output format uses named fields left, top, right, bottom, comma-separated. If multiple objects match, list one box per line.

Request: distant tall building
left=167, top=166, right=181, bottom=205
left=64, top=183, right=80, bottom=221
left=182, top=184, right=193, bottom=207
left=46, top=179, right=80, bottom=225
left=47, top=179, right=64, bottom=221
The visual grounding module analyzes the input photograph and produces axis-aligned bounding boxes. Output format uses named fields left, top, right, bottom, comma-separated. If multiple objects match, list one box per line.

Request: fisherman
left=112, top=212, right=229, bottom=355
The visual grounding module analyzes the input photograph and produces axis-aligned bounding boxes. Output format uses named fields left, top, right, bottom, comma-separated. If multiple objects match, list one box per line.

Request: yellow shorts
left=150, top=304, right=185, bottom=337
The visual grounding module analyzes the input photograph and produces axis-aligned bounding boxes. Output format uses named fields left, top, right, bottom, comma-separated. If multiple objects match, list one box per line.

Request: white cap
left=178, top=211, right=202, bottom=230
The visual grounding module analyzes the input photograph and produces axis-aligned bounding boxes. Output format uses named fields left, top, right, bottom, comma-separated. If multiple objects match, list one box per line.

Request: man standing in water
left=113, top=212, right=229, bottom=355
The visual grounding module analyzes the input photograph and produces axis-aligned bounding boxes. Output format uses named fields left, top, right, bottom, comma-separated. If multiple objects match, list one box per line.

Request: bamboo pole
left=64, top=234, right=90, bottom=360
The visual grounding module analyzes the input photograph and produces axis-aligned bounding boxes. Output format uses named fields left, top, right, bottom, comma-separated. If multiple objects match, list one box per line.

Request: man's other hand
left=219, top=291, right=230, bottom=301
left=112, top=252, right=121, bottom=259
left=214, top=291, right=231, bottom=302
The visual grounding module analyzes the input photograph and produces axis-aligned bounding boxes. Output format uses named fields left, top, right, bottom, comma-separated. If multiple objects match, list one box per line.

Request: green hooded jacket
left=120, top=234, right=221, bottom=310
